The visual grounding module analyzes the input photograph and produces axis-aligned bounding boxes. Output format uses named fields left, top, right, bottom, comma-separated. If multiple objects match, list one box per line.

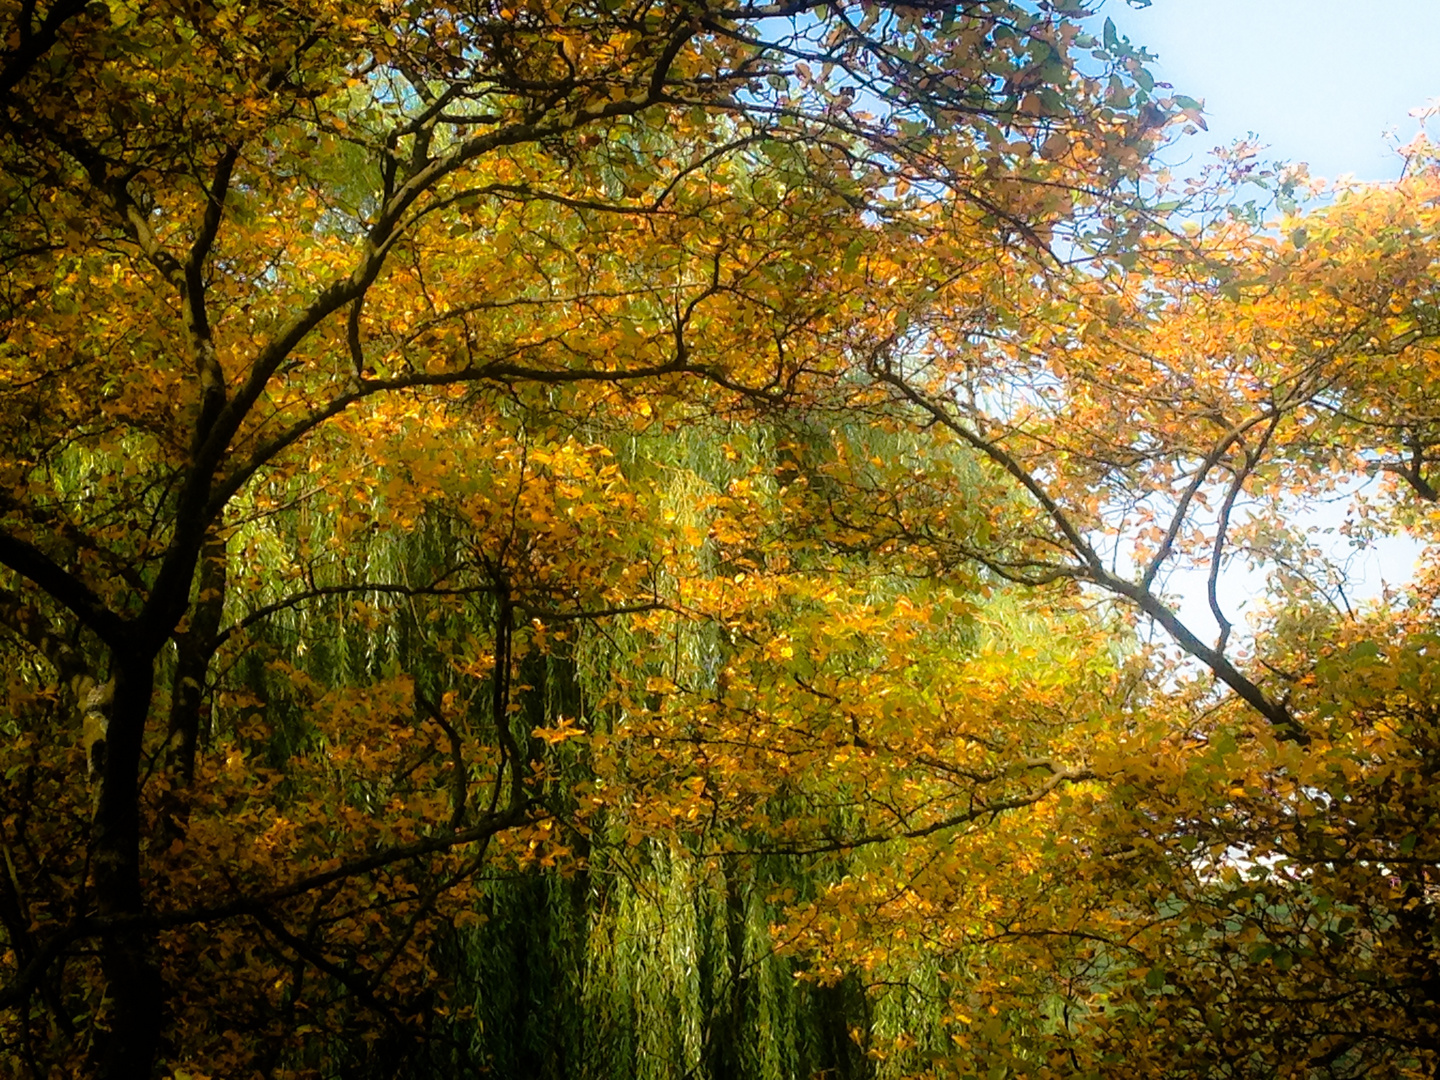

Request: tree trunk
left=91, top=659, right=163, bottom=1079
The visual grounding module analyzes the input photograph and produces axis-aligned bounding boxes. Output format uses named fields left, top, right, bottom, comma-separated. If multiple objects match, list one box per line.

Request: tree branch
left=0, top=0, right=88, bottom=97
left=1139, top=409, right=1279, bottom=592
left=744, top=762, right=1095, bottom=856
left=870, top=363, right=1298, bottom=738
left=0, top=530, right=127, bottom=654
left=0, top=804, right=530, bottom=1011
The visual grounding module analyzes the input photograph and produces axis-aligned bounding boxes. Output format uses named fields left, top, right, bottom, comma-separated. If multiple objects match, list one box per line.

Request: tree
left=0, top=0, right=1169, bottom=1075
left=814, top=141, right=1440, bottom=1076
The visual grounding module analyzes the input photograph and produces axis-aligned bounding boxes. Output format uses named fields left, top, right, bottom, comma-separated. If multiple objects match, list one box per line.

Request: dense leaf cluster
left=1, top=1, right=1438, bottom=1077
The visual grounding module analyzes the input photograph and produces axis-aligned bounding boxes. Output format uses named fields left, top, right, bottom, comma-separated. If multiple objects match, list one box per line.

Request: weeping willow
left=172, top=379, right=1119, bottom=1080
left=0, top=385, right=1105, bottom=1077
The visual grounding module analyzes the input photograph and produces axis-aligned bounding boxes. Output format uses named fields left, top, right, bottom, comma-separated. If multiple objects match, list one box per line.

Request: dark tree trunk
left=91, top=659, right=163, bottom=1079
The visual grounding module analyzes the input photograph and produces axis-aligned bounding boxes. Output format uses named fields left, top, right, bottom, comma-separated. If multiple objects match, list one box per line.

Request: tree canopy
left=1, top=1, right=1438, bottom=1077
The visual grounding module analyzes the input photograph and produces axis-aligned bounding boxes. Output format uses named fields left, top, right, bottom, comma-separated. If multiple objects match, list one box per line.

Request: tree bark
left=167, top=532, right=228, bottom=789
left=91, top=658, right=163, bottom=1079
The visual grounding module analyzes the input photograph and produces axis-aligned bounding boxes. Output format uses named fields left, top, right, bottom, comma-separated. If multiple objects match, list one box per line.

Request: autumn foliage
left=1, top=0, right=1439, bottom=1077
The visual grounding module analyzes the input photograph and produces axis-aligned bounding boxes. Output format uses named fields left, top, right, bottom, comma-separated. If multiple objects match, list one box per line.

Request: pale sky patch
left=1105, top=0, right=1440, bottom=182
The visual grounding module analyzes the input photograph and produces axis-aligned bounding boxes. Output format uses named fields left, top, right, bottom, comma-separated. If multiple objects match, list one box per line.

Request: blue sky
left=1105, top=0, right=1440, bottom=182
